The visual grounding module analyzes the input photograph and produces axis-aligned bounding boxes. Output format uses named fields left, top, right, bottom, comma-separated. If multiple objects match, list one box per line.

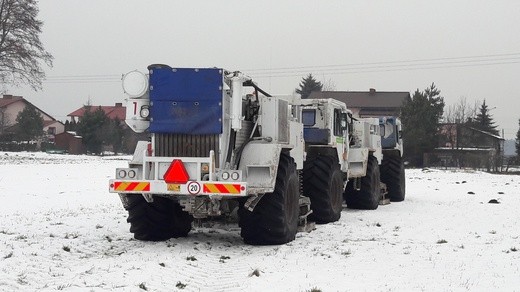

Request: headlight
left=122, top=70, right=148, bottom=98
left=140, top=106, right=150, bottom=118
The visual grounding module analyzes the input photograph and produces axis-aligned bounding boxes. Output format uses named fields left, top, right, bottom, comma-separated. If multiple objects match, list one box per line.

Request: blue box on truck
left=148, top=66, right=223, bottom=135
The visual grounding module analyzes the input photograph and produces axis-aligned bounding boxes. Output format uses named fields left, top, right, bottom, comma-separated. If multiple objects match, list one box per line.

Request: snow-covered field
left=0, top=152, right=519, bottom=291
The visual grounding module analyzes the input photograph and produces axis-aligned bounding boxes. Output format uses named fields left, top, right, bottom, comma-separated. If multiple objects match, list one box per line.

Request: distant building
left=428, top=123, right=505, bottom=171
left=67, top=102, right=147, bottom=154
left=0, top=94, right=65, bottom=138
left=308, top=89, right=410, bottom=117
left=68, top=103, right=126, bottom=122
left=54, top=131, right=86, bottom=154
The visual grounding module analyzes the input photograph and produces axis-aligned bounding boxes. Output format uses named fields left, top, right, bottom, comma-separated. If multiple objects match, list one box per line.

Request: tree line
left=3, top=105, right=131, bottom=154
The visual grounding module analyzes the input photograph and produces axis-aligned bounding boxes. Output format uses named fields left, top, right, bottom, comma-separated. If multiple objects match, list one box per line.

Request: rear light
left=201, top=163, right=209, bottom=173
left=118, top=169, right=127, bottom=178
left=221, top=172, right=230, bottom=180
left=116, top=168, right=138, bottom=179
left=219, top=170, right=241, bottom=181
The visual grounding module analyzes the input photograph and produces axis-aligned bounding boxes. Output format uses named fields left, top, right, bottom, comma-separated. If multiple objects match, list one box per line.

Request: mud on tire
left=303, top=155, right=343, bottom=224
left=344, top=155, right=380, bottom=210
left=126, top=195, right=193, bottom=241
left=238, top=153, right=300, bottom=245
left=381, top=151, right=406, bottom=202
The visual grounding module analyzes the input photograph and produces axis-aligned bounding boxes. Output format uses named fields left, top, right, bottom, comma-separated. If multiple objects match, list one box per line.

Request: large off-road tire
left=381, top=151, right=406, bottom=202
left=126, top=195, right=193, bottom=241
left=344, top=155, right=381, bottom=210
left=303, top=155, right=343, bottom=224
left=238, top=153, right=300, bottom=245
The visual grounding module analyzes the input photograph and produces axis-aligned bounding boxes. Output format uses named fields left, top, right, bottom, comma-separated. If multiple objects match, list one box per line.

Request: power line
left=244, top=52, right=520, bottom=72
left=250, top=60, right=520, bottom=78
left=41, top=52, right=520, bottom=84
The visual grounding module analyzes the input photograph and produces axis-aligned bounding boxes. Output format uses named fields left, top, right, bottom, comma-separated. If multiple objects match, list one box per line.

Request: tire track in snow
left=168, top=228, right=254, bottom=291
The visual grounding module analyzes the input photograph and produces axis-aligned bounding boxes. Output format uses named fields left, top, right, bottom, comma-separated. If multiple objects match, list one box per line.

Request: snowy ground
left=0, top=152, right=519, bottom=291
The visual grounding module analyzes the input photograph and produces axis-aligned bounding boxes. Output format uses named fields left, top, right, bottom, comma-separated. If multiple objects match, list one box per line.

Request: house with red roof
left=67, top=103, right=126, bottom=122
left=0, top=94, right=65, bottom=138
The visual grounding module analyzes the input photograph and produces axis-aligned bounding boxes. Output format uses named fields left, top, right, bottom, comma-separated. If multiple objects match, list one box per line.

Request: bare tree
left=322, top=77, right=336, bottom=91
left=0, top=0, right=53, bottom=90
left=444, top=96, right=478, bottom=124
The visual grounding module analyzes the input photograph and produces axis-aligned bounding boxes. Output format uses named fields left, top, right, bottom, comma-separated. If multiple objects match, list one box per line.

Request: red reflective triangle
left=163, top=159, right=189, bottom=184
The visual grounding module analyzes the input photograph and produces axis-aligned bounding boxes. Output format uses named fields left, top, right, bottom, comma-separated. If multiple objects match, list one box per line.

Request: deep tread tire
left=126, top=195, right=193, bottom=241
left=344, top=155, right=381, bottom=210
left=238, top=153, right=300, bottom=245
left=303, top=155, right=343, bottom=224
left=381, top=152, right=406, bottom=202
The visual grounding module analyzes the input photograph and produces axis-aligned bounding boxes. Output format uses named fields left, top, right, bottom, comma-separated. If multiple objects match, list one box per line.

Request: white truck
left=109, top=65, right=405, bottom=245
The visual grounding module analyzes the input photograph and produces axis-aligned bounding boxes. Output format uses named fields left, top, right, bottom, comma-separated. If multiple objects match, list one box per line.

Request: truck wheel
left=126, top=195, right=193, bottom=241
left=238, top=153, right=300, bottom=245
left=381, top=152, right=406, bottom=202
left=344, top=155, right=380, bottom=210
left=303, top=155, right=343, bottom=223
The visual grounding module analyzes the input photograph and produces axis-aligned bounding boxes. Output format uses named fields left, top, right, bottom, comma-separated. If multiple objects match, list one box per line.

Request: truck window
left=333, top=109, right=342, bottom=136
left=302, top=109, right=316, bottom=126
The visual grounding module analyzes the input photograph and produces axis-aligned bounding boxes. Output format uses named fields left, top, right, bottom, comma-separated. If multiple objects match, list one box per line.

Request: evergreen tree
left=471, top=100, right=499, bottom=135
left=100, top=117, right=125, bottom=153
left=76, top=106, right=108, bottom=154
left=400, top=83, right=445, bottom=167
left=295, top=74, right=323, bottom=99
left=15, top=105, right=44, bottom=142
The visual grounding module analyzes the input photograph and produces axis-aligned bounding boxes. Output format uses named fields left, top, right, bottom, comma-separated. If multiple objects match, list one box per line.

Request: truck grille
left=154, top=134, right=220, bottom=166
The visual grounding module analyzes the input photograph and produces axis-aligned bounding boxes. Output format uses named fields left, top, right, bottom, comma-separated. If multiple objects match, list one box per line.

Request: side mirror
left=341, top=113, right=348, bottom=130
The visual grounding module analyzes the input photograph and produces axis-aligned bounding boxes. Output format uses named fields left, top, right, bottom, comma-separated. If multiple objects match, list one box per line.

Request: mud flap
left=243, top=194, right=265, bottom=212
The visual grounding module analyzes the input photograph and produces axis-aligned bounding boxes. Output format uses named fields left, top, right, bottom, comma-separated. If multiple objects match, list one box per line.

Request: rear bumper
left=109, top=179, right=248, bottom=198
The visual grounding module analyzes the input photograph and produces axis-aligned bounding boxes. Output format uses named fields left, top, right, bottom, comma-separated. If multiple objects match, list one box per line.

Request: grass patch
left=249, top=268, right=261, bottom=277
left=341, top=249, right=352, bottom=256
left=15, top=235, right=27, bottom=240
left=219, top=255, right=231, bottom=263
left=64, top=233, right=79, bottom=239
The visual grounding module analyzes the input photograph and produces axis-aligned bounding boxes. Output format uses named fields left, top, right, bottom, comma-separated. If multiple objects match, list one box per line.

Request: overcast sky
left=6, top=0, right=520, bottom=138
